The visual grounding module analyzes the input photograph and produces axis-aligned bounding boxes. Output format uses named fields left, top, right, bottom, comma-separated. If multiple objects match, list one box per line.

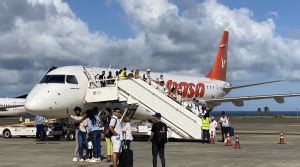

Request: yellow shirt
left=202, top=118, right=210, bottom=130
left=119, top=71, right=126, bottom=80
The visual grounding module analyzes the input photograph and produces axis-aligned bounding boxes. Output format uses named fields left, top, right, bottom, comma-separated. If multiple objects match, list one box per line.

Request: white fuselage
left=24, top=66, right=230, bottom=118
left=0, top=98, right=26, bottom=117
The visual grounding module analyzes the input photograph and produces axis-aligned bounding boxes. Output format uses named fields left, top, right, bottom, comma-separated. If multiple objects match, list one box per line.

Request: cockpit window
left=66, top=75, right=78, bottom=84
left=39, top=75, right=65, bottom=84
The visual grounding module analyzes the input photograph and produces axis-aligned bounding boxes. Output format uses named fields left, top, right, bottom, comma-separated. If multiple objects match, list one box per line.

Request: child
left=87, top=134, right=93, bottom=160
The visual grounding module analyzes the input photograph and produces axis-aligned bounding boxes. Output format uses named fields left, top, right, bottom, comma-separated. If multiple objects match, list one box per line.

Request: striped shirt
left=35, top=115, right=45, bottom=125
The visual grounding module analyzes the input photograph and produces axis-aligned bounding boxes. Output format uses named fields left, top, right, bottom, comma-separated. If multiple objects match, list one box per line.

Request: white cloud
left=267, top=11, right=279, bottom=18
left=0, top=0, right=300, bottom=97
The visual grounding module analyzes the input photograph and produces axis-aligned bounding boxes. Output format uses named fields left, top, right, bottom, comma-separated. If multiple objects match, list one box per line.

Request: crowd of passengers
left=94, top=68, right=164, bottom=87
left=68, top=107, right=133, bottom=166
left=65, top=106, right=169, bottom=167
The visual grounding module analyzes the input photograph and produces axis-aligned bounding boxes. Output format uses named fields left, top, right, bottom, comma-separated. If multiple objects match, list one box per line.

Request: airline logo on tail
left=206, top=31, right=228, bottom=81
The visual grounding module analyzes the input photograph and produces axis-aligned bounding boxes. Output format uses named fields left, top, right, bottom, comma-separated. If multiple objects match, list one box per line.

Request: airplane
left=0, top=96, right=26, bottom=117
left=24, top=31, right=300, bottom=119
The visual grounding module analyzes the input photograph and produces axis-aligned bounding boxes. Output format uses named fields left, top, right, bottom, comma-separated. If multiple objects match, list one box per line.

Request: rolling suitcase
left=119, top=134, right=133, bottom=167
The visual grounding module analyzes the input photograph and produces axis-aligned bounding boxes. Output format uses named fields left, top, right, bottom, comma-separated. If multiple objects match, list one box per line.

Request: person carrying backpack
left=109, top=108, right=122, bottom=167
left=148, top=113, right=167, bottom=167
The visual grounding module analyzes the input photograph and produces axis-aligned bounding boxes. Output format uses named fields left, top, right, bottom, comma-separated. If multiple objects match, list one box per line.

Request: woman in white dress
left=122, top=116, right=133, bottom=148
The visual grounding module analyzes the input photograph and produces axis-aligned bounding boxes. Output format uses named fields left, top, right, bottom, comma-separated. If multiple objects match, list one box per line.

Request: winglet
left=206, top=31, right=229, bottom=81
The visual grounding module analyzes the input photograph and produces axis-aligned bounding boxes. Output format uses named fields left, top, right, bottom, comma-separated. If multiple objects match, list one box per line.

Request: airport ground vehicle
left=0, top=122, right=63, bottom=139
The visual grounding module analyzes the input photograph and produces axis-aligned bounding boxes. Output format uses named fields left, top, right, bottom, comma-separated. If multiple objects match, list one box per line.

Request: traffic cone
left=224, top=133, right=233, bottom=146
left=210, top=131, right=215, bottom=144
left=233, top=135, right=241, bottom=149
left=278, top=131, right=286, bottom=144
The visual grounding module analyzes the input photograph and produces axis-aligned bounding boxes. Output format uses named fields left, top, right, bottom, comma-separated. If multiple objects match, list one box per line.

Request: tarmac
left=1, top=117, right=300, bottom=167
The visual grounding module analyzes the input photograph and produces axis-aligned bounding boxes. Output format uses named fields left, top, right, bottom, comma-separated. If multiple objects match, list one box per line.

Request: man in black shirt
left=107, top=71, right=114, bottom=84
left=99, top=71, right=106, bottom=86
left=148, top=113, right=167, bottom=167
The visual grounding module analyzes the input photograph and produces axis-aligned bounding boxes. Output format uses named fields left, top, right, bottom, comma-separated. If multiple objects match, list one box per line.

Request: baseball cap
left=152, top=112, right=161, bottom=118
left=147, top=68, right=151, bottom=72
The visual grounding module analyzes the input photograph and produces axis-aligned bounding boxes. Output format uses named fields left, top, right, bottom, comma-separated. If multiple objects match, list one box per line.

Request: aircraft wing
left=205, top=93, right=300, bottom=107
left=224, top=80, right=284, bottom=91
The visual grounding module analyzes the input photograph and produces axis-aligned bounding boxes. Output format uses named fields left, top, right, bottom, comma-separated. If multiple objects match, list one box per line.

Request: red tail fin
left=206, top=31, right=229, bottom=81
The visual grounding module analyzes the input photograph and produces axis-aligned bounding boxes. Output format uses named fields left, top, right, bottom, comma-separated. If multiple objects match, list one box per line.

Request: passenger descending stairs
left=117, top=79, right=202, bottom=139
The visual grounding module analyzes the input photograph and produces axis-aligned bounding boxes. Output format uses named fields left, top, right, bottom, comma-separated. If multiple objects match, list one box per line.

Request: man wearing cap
left=149, top=113, right=167, bottom=167
left=143, top=68, right=152, bottom=85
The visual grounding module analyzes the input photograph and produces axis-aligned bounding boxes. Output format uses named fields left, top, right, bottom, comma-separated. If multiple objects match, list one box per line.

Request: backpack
left=156, top=122, right=168, bottom=145
left=104, top=117, right=117, bottom=138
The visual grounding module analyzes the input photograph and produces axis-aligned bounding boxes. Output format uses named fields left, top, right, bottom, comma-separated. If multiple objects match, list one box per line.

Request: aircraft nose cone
left=24, top=99, right=40, bottom=112
left=25, top=92, right=48, bottom=115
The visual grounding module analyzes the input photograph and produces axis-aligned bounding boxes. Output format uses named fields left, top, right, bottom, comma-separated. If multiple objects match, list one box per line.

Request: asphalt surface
left=0, top=117, right=300, bottom=167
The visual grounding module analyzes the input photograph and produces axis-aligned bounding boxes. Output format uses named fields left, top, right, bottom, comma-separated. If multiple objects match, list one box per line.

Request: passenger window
left=66, top=75, right=78, bottom=84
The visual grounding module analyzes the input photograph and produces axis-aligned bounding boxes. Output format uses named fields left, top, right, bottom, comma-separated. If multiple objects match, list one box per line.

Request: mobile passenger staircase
left=83, top=67, right=202, bottom=139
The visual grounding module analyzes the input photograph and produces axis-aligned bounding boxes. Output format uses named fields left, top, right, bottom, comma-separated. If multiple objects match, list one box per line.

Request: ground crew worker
left=201, top=113, right=210, bottom=144
left=35, top=115, right=45, bottom=141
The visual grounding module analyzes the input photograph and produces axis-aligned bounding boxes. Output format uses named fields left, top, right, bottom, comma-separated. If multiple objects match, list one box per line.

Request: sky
left=0, top=0, right=300, bottom=111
